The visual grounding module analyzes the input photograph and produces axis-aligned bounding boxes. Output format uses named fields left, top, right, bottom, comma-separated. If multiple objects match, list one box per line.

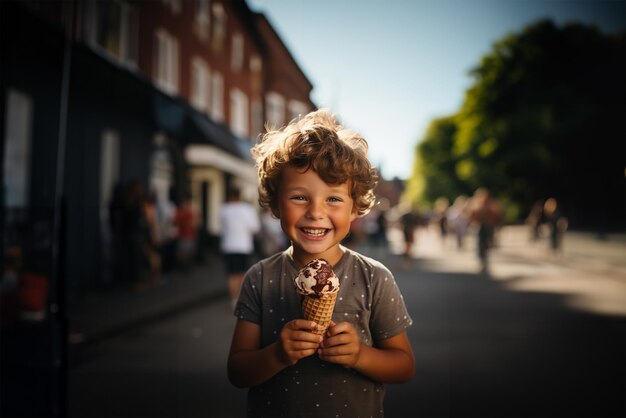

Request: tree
left=407, top=19, right=625, bottom=228
left=409, top=115, right=468, bottom=203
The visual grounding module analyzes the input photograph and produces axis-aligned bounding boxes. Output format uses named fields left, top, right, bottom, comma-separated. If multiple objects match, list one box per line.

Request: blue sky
left=247, top=0, right=625, bottom=180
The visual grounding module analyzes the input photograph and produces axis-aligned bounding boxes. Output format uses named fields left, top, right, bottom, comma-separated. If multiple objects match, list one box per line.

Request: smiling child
left=227, top=109, right=414, bottom=417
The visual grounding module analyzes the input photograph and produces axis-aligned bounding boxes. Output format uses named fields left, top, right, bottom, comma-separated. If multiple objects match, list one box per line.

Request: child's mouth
left=301, top=227, right=329, bottom=237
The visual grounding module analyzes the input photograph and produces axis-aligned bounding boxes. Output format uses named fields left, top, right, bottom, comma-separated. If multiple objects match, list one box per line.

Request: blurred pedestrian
left=469, top=188, right=503, bottom=273
left=220, top=188, right=260, bottom=306
left=259, top=208, right=288, bottom=258
left=343, top=215, right=366, bottom=249
left=359, top=206, right=389, bottom=257
left=400, top=205, right=421, bottom=257
left=543, top=197, right=568, bottom=255
left=374, top=207, right=389, bottom=250
left=118, top=181, right=160, bottom=291
left=157, top=188, right=178, bottom=276
left=140, top=190, right=162, bottom=288
left=447, top=195, right=470, bottom=250
left=526, top=200, right=544, bottom=243
left=175, top=196, right=198, bottom=272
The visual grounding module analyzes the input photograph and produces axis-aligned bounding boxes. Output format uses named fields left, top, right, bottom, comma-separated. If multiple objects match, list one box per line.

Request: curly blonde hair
left=252, top=109, right=378, bottom=217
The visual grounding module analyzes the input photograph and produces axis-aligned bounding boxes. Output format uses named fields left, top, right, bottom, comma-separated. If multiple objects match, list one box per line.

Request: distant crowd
left=106, top=181, right=291, bottom=292
left=105, top=180, right=568, bottom=289
left=346, top=188, right=568, bottom=274
left=108, top=180, right=199, bottom=291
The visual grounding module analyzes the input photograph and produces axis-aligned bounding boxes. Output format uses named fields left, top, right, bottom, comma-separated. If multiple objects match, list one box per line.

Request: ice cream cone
left=302, top=292, right=338, bottom=335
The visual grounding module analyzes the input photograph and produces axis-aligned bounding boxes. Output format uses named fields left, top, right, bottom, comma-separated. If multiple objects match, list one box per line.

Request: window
left=231, top=33, right=244, bottom=72
left=230, top=88, right=249, bottom=139
left=250, top=55, right=262, bottom=72
left=250, top=54, right=262, bottom=93
left=288, top=100, right=309, bottom=121
left=100, top=129, right=120, bottom=209
left=154, top=29, right=179, bottom=95
left=211, top=2, right=226, bottom=51
left=191, top=57, right=210, bottom=112
left=87, top=0, right=137, bottom=66
left=210, top=72, right=224, bottom=122
left=265, top=92, right=285, bottom=129
left=194, top=0, right=210, bottom=40
left=4, top=89, right=33, bottom=208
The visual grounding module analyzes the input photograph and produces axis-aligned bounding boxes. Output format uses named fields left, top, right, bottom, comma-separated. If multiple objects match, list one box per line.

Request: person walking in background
left=343, top=214, right=366, bottom=249
left=220, top=188, right=260, bottom=307
left=156, top=189, right=178, bottom=277
left=543, top=197, right=568, bottom=255
left=469, top=187, right=503, bottom=273
left=117, top=181, right=160, bottom=291
left=399, top=205, right=421, bottom=257
left=526, top=200, right=544, bottom=243
left=373, top=205, right=389, bottom=251
left=174, top=196, right=198, bottom=272
left=228, top=110, right=414, bottom=418
left=259, top=208, right=288, bottom=258
left=139, top=190, right=162, bottom=289
left=447, top=195, right=470, bottom=250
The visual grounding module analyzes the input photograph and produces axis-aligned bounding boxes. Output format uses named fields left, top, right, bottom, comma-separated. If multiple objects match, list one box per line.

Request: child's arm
left=227, top=319, right=323, bottom=388
left=318, top=321, right=414, bottom=383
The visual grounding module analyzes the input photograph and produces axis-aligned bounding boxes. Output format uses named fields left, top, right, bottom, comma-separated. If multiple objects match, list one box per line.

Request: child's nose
left=306, top=201, right=325, bottom=220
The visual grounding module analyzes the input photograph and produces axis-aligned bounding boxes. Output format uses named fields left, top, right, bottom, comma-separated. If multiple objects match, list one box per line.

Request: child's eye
left=328, top=197, right=343, bottom=203
left=290, top=195, right=306, bottom=201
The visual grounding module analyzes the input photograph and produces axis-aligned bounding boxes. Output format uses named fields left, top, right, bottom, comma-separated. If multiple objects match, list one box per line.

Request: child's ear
left=271, top=207, right=280, bottom=218
left=350, top=210, right=358, bottom=222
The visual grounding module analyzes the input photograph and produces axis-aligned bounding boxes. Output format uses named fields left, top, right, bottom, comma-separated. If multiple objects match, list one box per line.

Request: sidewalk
left=394, top=223, right=626, bottom=318
left=68, top=251, right=228, bottom=350
left=496, top=225, right=626, bottom=279
left=394, top=223, right=626, bottom=278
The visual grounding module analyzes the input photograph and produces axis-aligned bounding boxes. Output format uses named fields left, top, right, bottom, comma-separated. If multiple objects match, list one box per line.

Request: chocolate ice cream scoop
left=294, top=258, right=339, bottom=298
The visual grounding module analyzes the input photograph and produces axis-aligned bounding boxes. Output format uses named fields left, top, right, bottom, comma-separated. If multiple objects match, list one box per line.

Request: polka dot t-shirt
left=234, top=246, right=413, bottom=418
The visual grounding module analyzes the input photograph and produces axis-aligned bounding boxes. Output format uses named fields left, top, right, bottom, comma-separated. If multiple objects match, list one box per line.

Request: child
left=228, top=110, right=414, bottom=417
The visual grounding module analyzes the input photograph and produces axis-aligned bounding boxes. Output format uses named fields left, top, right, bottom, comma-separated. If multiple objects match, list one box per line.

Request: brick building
left=3, top=0, right=315, bottom=289
left=1, top=1, right=315, bottom=415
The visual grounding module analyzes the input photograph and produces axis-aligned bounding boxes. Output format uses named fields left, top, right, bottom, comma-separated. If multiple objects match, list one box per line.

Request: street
left=68, top=226, right=626, bottom=417
left=69, top=297, right=245, bottom=418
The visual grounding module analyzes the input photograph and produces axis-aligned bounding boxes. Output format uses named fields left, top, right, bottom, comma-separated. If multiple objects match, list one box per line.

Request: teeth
left=302, top=228, right=327, bottom=237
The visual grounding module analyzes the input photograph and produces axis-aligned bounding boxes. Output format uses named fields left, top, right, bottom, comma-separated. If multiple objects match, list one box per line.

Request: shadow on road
left=385, top=263, right=625, bottom=418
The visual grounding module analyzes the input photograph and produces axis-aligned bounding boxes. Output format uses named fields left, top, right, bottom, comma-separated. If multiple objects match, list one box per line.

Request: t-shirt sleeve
left=233, top=263, right=263, bottom=324
left=370, top=265, right=413, bottom=342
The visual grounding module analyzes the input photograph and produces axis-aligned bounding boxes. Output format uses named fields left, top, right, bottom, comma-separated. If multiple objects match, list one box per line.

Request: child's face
left=277, top=165, right=357, bottom=267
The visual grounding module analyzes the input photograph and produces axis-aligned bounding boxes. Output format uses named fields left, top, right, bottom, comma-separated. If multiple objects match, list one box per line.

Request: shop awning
left=184, top=144, right=257, bottom=183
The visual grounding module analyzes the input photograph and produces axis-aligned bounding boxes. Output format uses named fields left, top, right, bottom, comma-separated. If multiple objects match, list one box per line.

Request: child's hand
left=317, top=320, right=361, bottom=368
left=277, top=319, right=323, bottom=366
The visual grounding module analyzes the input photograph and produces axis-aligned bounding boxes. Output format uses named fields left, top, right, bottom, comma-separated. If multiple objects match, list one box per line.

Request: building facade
left=3, top=0, right=315, bottom=291
left=1, top=1, right=315, bottom=415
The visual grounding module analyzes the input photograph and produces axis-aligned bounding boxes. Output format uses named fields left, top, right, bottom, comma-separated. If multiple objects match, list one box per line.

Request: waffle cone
left=302, top=292, right=338, bottom=335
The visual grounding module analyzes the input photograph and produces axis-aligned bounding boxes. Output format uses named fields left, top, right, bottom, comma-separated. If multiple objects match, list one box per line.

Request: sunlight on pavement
left=502, top=273, right=626, bottom=318
left=387, top=225, right=626, bottom=318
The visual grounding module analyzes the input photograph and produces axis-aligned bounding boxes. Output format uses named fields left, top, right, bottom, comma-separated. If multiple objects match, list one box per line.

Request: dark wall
left=1, top=2, right=66, bottom=416
left=64, top=46, right=158, bottom=293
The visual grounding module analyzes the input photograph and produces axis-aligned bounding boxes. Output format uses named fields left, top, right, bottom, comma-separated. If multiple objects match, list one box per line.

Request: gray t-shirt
left=234, top=246, right=413, bottom=418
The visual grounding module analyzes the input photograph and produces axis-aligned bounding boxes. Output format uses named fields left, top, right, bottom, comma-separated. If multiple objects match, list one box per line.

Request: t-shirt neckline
left=285, top=245, right=351, bottom=284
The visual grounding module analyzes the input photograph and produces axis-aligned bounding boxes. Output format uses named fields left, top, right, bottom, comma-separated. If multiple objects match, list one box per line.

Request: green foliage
left=405, top=19, right=625, bottom=227
left=409, top=115, right=470, bottom=203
